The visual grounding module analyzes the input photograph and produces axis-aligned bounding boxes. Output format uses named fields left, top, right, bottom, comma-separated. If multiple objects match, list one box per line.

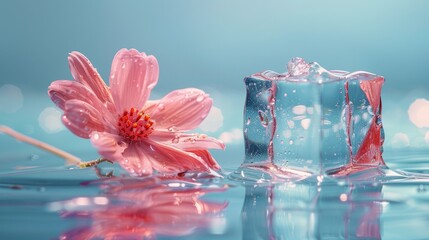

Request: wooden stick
left=0, top=125, right=82, bottom=165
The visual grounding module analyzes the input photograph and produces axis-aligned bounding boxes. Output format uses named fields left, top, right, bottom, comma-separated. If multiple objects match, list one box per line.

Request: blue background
left=1, top=0, right=429, bottom=169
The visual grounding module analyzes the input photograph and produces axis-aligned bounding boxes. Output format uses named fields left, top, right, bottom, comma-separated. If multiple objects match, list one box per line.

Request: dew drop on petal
left=93, top=133, right=100, bottom=140
left=171, top=135, right=180, bottom=144
left=148, top=82, right=156, bottom=89
left=196, top=94, right=204, bottom=102
left=158, top=103, right=165, bottom=111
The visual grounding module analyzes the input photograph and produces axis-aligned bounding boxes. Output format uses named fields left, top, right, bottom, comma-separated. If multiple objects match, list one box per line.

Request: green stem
left=79, top=158, right=113, bottom=168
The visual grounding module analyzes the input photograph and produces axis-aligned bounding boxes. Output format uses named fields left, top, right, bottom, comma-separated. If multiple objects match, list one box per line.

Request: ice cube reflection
left=242, top=179, right=383, bottom=239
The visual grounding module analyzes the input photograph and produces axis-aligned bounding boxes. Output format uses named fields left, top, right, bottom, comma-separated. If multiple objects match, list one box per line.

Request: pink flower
left=49, top=49, right=224, bottom=176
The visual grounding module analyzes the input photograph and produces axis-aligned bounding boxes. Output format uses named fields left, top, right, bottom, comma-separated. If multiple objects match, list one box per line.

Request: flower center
left=117, top=107, right=154, bottom=141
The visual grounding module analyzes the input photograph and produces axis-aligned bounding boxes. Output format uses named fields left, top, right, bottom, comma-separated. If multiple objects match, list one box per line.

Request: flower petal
left=138, top=139, right=212, bottom=173
left=109, top=48, right=159, bottom=113
left=68, top=51, right=113, bottom=104
left=151, top=131, right=225, bottom=150
left=188, top=149, right=221, bottom=170
left=63, top=99, right=115, bottom=138
left=143, top=100, right=160, bottom=115
left=62, top=115, right=90, bottom=138
left=119, top=143, right=153, bottom=176
left=48, top=80, right=104, bottom=111
left=90, top=131, right=126, bottom=162
left=150, top=88, right=213, bottom=131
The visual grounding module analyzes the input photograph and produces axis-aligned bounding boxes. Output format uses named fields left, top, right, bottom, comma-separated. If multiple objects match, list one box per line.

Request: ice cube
left=242, top=58, right=385, bottom=177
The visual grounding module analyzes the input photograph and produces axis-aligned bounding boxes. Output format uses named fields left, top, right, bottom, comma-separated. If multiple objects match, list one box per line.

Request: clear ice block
left=241, top=57, right=385, bottom=178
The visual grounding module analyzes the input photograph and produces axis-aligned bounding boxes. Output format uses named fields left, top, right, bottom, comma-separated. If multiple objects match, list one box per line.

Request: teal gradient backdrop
left=1, top=1, right=429, bottom=169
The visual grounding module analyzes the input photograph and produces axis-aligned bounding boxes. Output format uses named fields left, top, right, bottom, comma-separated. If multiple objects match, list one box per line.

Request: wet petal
left=63, top=99, right=115, bottom=138
left=68, top=51, right=113, bottom=104
left=119, top=143, right=153, bottom=176
left=150, top=88, right=212, bottom=131
left=143, top=100, right=160, bottom=115
left=109, top=48, right=159, bottom=113
left=62, top=115, right=90, bottom=138
left=188, top=149, right=221, bottom=170
left=139, top=139, right=211, bottom=173
left=90, top=131, right=126, bottom=162
left=49, top=80, right=103, bottom=111
left=151, top=131, right=225, bottom=150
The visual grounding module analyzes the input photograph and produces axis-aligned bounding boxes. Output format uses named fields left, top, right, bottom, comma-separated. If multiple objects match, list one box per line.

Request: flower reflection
left=56, top=177, right=228, bottom=239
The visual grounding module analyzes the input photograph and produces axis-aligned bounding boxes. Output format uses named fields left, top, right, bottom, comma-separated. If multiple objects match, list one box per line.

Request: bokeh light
left=425, top=131, right=429, bottom=145
left=391, top=132, right=410, bottom=148
left=0, top=84, right=23, bottom=114
left=38, top=107, right=64, bottom=133
left=219, top=128, right=243, bottom=144
left=199, top=106, right=224, bottom=132
left=408, top=98, right=429, bottom=128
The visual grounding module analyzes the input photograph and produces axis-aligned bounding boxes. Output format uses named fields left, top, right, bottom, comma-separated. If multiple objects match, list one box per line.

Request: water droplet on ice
left=287, top=57, right=310, bottom=77
left=246, top=118, right=251, bottom=125
left=258, top=110, right=268, bottom=127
